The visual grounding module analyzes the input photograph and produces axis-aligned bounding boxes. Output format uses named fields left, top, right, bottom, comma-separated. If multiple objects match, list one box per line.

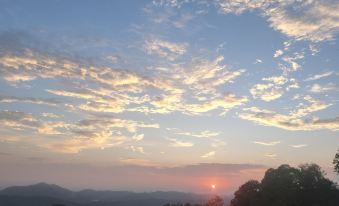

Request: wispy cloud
left=274, top=49, right=283, bottom=58
left=144, top=38, right=187, bottom=60
left=250, top=75, right=298, bottom=101
left=265, top=153, right=277, bottom=159
left=167, top=138, right=194, bottom=147
left=310, top=83, right=339, bottom=93
left=0, top=95, right=60, bottom=106
left=304, top=71, right=334, bottom=81
left=239, top=96, right=338, bottom=131
left=217, top=0, right=339, bottom=42
left=176, top=130, right=220, bottom=138
left=201, top=151, right=216, bottom=158
left=290, top=144, right=308, bottom=148
left=253, top=141, right=281, bottom=146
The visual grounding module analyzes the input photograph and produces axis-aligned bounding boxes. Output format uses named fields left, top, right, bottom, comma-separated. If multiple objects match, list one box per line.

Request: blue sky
left=0, top=0, right=338, bottom=193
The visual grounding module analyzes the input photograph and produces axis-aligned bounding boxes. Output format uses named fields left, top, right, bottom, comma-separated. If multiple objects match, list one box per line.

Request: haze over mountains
left=0, top=183, right=231, bottom=206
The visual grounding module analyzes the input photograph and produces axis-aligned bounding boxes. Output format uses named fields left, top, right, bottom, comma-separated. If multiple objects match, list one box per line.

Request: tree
left=333, top=150, right=339, bottom=175
left=260, top=164, right=301, bottom=206
left=230, top=180, right=261, bottom=206
left=205, top=195, right=224, bottom=206
left=230, top=164, right=339, bottom=206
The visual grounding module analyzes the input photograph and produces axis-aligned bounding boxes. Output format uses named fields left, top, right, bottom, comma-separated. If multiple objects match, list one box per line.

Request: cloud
left=76, top=118, right=159, bottom=133
left=167, top=138, right=194, bottom=147
left=132, top=134, right=144, bottom=141
left=274, top=49, right=283, bottom=58
left=250, top=75, right=298, bottom=101
left=304, top=71, right=334, bottom=81
left=265, top=153, right=277, bottom=159
left=0, top=34, right=246, bottom=117
left=310, top=83, right=339, bottom=93
left=0, top=95, right=60, bottom=106
left=176, top=130, right=220, bottom=138
left=42, top=113, right=61, bottom=118
left=46, top=130, right=128, bottom=153
left=185, top=93, right=248, bottom=114
left=129, top=145, right=145, bottom=154
left=217, top=0, right=339, bottom=42
left=159, top=163, right=266, bottom=176
left=309, top=44, right=320, bottom=55
left=239, top=99, right=338, bottom=131
left=0, top=109, right=158, bottom=153
left=144, top=38, right=187, bottom=60
left=201, top=151, right=216, bottom=158
left=253, top=141, right=281, bottom=146
left=211, top=139, right=227, bottom=148
left=290, top=144, right=308, bottom=148
left=0, top=110, right=67, bottom=135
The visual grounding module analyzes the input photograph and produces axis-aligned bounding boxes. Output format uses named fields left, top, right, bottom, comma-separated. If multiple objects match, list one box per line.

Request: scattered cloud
left=217, top=0, right=339, bottom=42
left=274, top=49, right=283, bottom=58
left=304, top=71, right=334, bottom=81
left=310, top=83, right=339, bottom=93
left=0, top=95, right=60, bottom=106
left=250, top=75, right=298, bottom=101
left=176, top=130, right=220, bottom=138
left=290, top=144, right=308, bottom=148
left=167, top=138, right=194, bottom=147
left=201, top=151, right=216, bottom=158
left=309, top=44, right=320, bottom=55
left=144, top=38, right=187, bottom=60
left=239, top=102, right=338, bottom=131
left=42, top=113, right=61, bottom=118
left=0, top=110, right=68, bottom=135
left=265, top=153, right=277, bottom=159
left=129, top=145, right=145, bottom=154
left=253, top=141, right=281, bottom=146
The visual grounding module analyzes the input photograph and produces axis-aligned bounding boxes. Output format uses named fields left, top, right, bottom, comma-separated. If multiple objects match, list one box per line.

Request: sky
left=0, top=0, right=338, bottom=194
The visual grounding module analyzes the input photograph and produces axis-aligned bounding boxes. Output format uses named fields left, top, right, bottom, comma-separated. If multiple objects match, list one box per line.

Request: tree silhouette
left=230, top=164, right=339, bottom=206
left=205, top=195, right=224, bottom=206
left=230, top=180, right=261, bottom=206
left=333, top=150, right=339, bottom=175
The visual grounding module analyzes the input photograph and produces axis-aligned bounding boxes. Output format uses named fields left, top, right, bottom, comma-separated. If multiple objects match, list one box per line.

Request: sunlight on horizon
left=0, top=0, right=338, bottom=196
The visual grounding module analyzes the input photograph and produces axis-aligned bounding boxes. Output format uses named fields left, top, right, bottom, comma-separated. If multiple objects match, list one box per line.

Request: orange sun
left=211, top=184, right=216, bottom=189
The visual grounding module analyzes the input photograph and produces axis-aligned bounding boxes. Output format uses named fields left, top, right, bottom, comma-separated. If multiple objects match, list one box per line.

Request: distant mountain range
left=0, top=183, right=231, bottom=206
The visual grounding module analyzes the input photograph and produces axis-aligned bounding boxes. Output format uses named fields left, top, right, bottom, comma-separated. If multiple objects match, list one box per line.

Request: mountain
left=1, top=183, right=73, bottom=200
left=0, top=183, right=231, bottom=206
left=0, top=195, right=80, bottom=206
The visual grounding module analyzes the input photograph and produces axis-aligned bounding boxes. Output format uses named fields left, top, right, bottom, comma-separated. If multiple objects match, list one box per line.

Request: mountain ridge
left=0, top=183, right=231, bottom=206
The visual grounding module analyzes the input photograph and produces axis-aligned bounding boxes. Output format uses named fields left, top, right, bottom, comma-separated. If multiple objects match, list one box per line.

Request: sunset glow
left=0, top=0, right=338, bottom=196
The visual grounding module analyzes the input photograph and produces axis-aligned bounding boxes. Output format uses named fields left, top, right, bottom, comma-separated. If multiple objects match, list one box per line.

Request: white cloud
left=217, top=0, right=339, bottom=42
left=201, top=151, right=216, bottom=158
left=265, top=153, right=277, bottom=159
left=310, top=83, right=339, bottom=93
left=253, top=141, right=281, bottom=146
left=167, top=138, right=194, bottom=147
left=274, top=49, right=283, bottom=58
left=144, top=38, right=187, bottom=60
left=239, top=102, right=338, bottom=131
left=290, top=144, right=308, bottom=148
left=129, top=145, right=145, bottom=154
left=176, top=130, right=220, bottom=138
left=0, top=95, right=60, bottom=106
left=304, top=71, right=334, bottom=81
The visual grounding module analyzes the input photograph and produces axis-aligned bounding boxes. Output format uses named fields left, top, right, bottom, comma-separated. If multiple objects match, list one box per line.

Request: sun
left=211, top=184, right=216, bottom=189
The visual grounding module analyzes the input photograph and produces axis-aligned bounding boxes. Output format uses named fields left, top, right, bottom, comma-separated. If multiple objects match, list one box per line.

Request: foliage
left=205, top=195, right=224, bottom=206
left=163, top=195, right=224, bottom=206
left=230, top=164, right=339, bottom=206
left=334, top=150, right=339, bottom=175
